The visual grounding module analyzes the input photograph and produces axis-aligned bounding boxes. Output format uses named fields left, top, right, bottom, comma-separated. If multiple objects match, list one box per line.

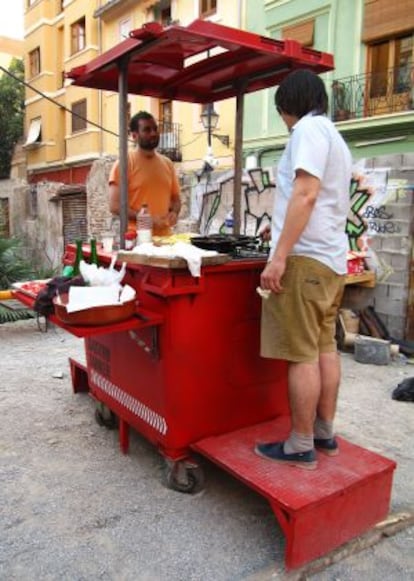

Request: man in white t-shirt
left=255, top=69, right=352, bottom=470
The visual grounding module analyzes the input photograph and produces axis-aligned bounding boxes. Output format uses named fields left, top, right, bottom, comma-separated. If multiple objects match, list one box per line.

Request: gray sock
left=284, top=431, right=314, bottom=454
left=314, top=417, right=334, bottom=440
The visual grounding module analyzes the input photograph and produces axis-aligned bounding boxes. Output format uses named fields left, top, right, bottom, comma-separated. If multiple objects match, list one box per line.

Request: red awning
left=67, top=19, right=334, bottom=103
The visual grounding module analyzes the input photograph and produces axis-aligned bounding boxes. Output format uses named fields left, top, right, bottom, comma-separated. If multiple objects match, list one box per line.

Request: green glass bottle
left=73, top=239, right=84, bottom=276
left=90, top=238, right=99, bottom=266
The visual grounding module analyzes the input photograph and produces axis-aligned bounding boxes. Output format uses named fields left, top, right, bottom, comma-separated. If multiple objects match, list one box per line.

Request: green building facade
left=243, top=0, right=414, bottom=167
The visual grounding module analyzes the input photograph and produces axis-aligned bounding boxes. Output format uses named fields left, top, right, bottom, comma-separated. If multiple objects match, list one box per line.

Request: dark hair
left=129, top=111, right=156, bottom=132
left=275, top=69, right=328, bottom=118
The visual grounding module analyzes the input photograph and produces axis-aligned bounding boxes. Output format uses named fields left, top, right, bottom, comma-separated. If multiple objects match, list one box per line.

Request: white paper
left=66, top=285, right=121, bottom=313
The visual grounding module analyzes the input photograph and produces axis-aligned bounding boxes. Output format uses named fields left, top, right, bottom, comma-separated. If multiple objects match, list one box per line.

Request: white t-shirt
left=271, top=113, right=352, bottom=274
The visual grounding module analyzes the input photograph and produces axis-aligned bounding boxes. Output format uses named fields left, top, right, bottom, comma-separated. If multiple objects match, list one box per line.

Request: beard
left=139, top=136, right=160, bottom=150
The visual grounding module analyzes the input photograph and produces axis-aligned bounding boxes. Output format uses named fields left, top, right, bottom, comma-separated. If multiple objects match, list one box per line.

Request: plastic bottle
left=89, top=238, right=99, bottom=266
left=136, top=204, right=153, bottom=244
left=222, top=210, right=234, bottom=235
left=73, top=239, right=84, bottom=276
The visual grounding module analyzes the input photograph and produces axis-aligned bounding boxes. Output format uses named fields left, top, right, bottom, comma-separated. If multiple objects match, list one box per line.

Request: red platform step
left=192, top=416, right=396, bottom=570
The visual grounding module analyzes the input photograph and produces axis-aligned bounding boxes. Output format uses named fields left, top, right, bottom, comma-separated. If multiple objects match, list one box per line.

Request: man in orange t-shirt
left=109, top=111, right=181, bottom=236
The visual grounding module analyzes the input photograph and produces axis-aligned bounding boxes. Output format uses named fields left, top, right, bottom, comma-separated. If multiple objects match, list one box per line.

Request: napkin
left=65, top=285, right=122, bottom=313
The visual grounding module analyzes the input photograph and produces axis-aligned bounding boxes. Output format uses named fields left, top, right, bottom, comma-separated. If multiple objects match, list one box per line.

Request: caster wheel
left=94, top=403, right=118, bottom=430
left=163, top=460, right=205, bottom=494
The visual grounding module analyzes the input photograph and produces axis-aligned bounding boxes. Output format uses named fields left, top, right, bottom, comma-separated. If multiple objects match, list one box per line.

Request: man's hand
left=167, top=210, right=179, bottom=227
left=259, top=224, right=271, bottom=242
left=260, top=255, right=286, bottom=293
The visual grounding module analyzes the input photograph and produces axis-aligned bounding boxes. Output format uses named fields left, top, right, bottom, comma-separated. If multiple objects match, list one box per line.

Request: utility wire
left=0, top=63, right=205, bottom=149
left=0, top=64, right=120, bottom=138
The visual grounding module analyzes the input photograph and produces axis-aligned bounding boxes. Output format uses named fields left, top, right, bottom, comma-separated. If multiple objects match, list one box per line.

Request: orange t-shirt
left=109, top=149, right=180, bottom=236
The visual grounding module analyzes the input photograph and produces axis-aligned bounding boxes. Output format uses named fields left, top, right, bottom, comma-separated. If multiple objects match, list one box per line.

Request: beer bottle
left=73, top=239, right=84, bottom=276
left=90, top=238, right=99, bottom=266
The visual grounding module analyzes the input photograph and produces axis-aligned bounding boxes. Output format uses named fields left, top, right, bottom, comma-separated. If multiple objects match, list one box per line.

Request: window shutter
left=282, top=19, right=314, bottom=47
left=362, top=0, right=414, bottom=42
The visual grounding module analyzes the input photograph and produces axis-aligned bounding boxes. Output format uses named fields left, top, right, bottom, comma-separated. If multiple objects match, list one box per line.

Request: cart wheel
left=163, top=459, right=205, bottom=494
left=94, top=404, right=118, bottom=430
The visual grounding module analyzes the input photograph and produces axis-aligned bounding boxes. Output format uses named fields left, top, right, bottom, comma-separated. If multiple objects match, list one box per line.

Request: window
left=71, top=99, right=87, bottom=133
left=29, top=48, right=40, bottom=77
left=368, top=34, right=413, bottom=98
left=119, top=18, right=131, bottom=40
left=159, top=100, right=172, bottom=125
left=71, top=17, right=86, bottom=55
left=24, top=118, right=42, bottom=148
left=200, top=0, right=217, bottom=18
left=161, top=5, right=172, bottom=25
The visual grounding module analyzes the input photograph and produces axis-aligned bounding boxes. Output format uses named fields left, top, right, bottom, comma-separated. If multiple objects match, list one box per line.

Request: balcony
left=331, top=64, right=413, bottom=122
left=157, top=120, right=182, bottom=162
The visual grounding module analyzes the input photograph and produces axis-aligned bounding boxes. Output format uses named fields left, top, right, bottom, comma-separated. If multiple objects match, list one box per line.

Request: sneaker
left=314, top=437, right=339, bottom=456
left=254, top=441, right=317, bottom=470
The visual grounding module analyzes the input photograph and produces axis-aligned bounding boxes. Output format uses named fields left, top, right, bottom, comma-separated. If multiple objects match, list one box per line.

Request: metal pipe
left=118, top=56, right=129, bottom=249
left=233, top=82, right=247, bottom=235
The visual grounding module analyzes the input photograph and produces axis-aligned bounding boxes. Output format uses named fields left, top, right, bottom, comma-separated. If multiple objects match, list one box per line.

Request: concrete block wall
left=362, top=154, right=414, bottom=339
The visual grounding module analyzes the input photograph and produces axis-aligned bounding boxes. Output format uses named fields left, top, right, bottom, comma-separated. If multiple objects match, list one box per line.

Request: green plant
left=0, top=58, right=24, bottom=179
left=0, top=238, right=35, bottom=324
left=0, top=303, right=34, bottom=323
left=0, top=238, right=35, bottom=289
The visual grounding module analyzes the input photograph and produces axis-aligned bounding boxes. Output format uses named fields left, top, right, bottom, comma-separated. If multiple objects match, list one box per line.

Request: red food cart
left=14, top=20, right=396, bottom=570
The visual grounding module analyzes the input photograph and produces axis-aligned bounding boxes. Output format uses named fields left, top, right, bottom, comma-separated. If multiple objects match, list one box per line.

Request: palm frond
left=0, top=304, right=34, bottom=324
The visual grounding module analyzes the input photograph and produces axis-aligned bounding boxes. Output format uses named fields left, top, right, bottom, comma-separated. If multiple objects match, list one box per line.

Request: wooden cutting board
left=116, top=251, right=231, bottom=269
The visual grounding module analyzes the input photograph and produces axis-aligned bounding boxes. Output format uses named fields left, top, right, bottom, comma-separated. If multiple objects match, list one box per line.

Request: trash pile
left=337, top=305, right=414, bottom=364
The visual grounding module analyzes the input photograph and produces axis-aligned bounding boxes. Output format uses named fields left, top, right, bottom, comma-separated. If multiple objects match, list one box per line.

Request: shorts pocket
left=301, top=274, right=329, bottom=302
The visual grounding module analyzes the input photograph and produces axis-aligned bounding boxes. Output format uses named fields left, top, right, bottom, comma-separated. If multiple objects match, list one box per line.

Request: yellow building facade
left=24, top=0, right=242, bottom=183
left=0, top=36, right=24, bottom=71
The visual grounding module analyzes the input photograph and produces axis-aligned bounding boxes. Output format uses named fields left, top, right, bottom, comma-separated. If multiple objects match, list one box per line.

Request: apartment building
left=243, top=0, right=414, bottom=165
left=23, top=0, right=240, bottom=184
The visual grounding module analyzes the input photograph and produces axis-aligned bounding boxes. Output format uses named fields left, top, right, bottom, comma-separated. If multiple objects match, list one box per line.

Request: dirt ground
left=0, top=318, right=413, bottom=580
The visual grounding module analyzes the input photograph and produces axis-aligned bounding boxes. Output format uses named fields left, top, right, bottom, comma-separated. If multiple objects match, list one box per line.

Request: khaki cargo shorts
left=261, top=256, right=345, bottom=363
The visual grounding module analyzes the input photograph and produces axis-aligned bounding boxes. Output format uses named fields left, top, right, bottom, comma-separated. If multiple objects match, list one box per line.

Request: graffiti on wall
left=197, top=168, right=274, bottom=235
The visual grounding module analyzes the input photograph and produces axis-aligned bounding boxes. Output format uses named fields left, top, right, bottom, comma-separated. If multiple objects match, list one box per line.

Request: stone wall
left=86, top=157, right=192, bottom=242
left=0, top=178, right=64, bottom=273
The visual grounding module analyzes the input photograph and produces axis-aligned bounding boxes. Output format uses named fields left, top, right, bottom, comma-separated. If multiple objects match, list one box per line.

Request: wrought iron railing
left=157, top=120, right=182, bottom=162
left=331, top=64, right=414, bottom=122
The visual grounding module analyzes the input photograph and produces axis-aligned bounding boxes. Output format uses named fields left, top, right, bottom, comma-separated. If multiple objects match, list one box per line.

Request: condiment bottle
left=73, top=239, right=84, bottom=276
left=136, top=204, right=153, bottom=244
left=124, top=230, right=136, bottom=250
left=89, top=238, right=99, bottom=266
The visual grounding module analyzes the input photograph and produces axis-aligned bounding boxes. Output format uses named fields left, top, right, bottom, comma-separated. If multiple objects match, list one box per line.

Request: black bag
left=33, top=275, right=85, bottom=317
left=392, top=378, right=414, bottom=402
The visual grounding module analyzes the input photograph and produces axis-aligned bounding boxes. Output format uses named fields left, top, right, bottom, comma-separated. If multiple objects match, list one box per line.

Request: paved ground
left=0, top=319, right=413, bottom=580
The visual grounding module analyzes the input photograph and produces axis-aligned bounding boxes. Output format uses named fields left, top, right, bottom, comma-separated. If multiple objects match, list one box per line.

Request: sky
left=0, top=1, right=24, bottom=40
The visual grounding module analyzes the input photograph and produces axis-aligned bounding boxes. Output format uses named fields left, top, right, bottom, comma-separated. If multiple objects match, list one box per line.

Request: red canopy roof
left=67, top=19, right=334, bottom=103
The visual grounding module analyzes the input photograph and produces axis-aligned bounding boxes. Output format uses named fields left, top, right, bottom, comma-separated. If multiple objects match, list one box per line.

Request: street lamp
left=200, top=103, right=230, bottom=154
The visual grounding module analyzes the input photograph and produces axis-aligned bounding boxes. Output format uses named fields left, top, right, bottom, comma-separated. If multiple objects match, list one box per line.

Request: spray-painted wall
left=196, top=156, right=414, bottom=340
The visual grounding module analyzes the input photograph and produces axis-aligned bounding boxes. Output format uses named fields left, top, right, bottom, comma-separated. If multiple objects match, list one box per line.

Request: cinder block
left=372, top=154, right=402, bottom=169
left=386, top=315, right=406, bottom=340
left=373, top=283, right=389, bottom=298
left=374, top=297, right=407, bottom=317
left=382, top=270, right=409, bottom=285
left=381, top=236, right=409, bottom=252
left=401, top=153, right=414, bottom=169
left=388, top=284, right=408, bottom=302
left=391, top=253, right=411, bottom=269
